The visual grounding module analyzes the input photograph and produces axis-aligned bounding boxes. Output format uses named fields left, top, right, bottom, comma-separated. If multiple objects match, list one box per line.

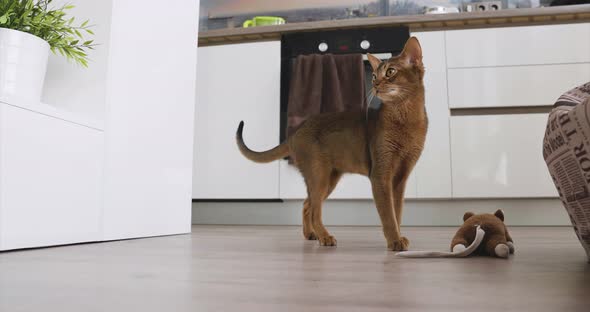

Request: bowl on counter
left=243, top=16, right=285, bottom=28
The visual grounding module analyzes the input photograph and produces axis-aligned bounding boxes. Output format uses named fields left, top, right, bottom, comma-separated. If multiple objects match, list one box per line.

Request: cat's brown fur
left=236, top=37, right=427, bottom=251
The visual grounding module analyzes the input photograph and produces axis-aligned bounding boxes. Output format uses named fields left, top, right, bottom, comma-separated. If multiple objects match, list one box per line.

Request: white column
left=101, top=0, right=200, bottom=239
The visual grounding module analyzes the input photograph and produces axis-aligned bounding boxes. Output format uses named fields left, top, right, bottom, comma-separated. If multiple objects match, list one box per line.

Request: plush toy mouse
left=396, top=209, right=515, bottom=258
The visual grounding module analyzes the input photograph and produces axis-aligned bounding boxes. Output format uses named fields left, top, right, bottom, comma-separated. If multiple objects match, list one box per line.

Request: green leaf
left=1, top=0, right=94, bottom=67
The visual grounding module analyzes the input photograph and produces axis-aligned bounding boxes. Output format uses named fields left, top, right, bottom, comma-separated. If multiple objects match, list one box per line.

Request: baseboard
left=192, top=198, right=570, bottom=226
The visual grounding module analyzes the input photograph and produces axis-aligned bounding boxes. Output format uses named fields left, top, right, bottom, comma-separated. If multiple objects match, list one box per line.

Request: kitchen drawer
left=450, top=114, right=557, bottom=198
left=279, top=160, right=417, bottom=200
left=446, top=23, right=590, bottom=68
left=448, top=63, right=590, bottom=108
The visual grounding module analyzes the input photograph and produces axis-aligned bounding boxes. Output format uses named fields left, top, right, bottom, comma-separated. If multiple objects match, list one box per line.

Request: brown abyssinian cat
left=236, top=37, right=427, bottom=251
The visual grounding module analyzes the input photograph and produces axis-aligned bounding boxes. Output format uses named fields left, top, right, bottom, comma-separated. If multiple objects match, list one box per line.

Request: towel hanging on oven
left=285, top=54, right=367, bottom=140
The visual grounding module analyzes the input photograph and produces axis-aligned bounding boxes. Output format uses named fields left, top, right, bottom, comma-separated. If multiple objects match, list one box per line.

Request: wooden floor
left=1, top=226, right=589, bottom=312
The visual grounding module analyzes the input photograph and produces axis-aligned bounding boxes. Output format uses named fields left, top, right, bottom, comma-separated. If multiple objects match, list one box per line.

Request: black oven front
left=279, top=27, right=410, bottom=142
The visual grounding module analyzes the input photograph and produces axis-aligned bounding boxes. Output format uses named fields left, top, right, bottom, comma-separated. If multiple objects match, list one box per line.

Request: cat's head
left=367, top=37, right=424, bottom=103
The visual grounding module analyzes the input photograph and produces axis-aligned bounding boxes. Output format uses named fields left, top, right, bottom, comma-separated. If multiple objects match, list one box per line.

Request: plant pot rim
left=0, top=27, right=50, bottom=49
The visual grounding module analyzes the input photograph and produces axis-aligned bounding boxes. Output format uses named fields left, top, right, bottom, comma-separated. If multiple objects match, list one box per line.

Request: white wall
left=42, top=0, right=113, bottom=121
left=101, top=0, right=199, bottom=239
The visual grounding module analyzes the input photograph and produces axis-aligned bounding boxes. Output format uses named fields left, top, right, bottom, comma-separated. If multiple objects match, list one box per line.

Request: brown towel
left=286, top=54, right=367, bottom=139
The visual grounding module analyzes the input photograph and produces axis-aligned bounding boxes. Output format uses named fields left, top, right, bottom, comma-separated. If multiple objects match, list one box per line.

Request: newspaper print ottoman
left=543, top=82, right=590, bottom=262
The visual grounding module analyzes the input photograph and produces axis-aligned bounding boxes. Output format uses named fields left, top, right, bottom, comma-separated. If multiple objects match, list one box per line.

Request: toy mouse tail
left=395, top=226, right=485, bottom=258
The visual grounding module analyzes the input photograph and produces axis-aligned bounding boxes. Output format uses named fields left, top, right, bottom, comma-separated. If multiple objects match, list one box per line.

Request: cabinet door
left=194, top=41, right=281, bottom=199
left=450, top=114, right=557, bottom=198
left=412, top=31, right=452, bottom=198
left=0, top=104, right=103, bottom=250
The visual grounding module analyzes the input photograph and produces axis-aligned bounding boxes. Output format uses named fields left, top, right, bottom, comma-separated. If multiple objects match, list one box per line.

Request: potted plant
left=0, top=0, right=94, bottom=102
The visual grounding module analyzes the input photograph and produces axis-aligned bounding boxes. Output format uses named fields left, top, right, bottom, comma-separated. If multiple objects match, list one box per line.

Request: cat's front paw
left=318, top=235, right=337, bottom=247
left=388, top=237, right=410, bottom=251
left=304, top=232, right=317, bottom=240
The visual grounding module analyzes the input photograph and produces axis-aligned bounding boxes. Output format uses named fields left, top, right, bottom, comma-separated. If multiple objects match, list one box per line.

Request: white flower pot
left=0, top=28, right=50, bottom=102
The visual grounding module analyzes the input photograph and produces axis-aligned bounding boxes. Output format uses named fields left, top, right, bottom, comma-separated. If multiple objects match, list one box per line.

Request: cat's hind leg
left=302, top=199, right=316, bottom=240
left=302, top=171, right=341, bottom=241
left=302, top=167, right=338, bottom=247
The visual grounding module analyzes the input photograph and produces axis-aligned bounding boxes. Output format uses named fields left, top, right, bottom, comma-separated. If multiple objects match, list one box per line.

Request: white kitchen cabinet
left=412, top=31, right=452, bottom=198
left=448, top=64, right=590, bottom=108
left=446, top=24, right=589, bottom=199
left=194, top=41, right=281, bottom=199
left=450, top=114, right=557, bottom=198
left=446, top=23, right=590, bottom=68
left=0, top=102, right=103, bottom=250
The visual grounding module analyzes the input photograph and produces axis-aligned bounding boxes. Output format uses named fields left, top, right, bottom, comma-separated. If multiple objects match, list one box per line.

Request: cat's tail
left=236, top=121, right=290, bottom=163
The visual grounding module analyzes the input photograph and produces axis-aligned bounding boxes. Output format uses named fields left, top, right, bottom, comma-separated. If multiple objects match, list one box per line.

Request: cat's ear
left=494, top=209, right=505, bottom=222
left=367, top=53, right=382, bottom=71
left=401, top=37, right=423, bottom=66
left=463, top=212, right=475, bottom=222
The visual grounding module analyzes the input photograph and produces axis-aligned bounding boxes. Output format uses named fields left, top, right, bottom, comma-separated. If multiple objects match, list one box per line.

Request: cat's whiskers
left=365, top=89, right=376, bottom=106
left=367, top=93, right=375, bottom=106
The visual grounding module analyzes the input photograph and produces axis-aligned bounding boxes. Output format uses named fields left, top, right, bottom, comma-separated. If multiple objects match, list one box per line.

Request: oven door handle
left=362, top=53, right=392, bottom=61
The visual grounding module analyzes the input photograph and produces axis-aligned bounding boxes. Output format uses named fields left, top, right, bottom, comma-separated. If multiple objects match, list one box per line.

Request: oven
left=279, top=27, right=410, bottom=142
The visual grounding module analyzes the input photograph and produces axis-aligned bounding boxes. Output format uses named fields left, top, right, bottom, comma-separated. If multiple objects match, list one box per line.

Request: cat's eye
left=386, top=68, right=396, bottom=77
